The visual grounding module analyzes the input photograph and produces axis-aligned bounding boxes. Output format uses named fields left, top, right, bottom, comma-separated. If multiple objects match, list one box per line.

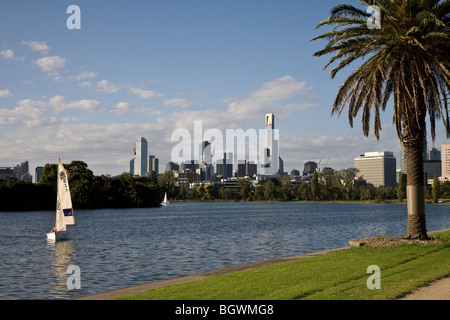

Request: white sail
left=55, top=160, right=75, bottom=232
left=161, top=192, right=168, bottom=206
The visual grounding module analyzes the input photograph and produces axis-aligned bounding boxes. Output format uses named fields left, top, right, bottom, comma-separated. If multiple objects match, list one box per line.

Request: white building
left=134, top=137, right=148, bottom=177
left=354, top=151, right=397, bottom=188
left=259, top=113, right=279, bottom=176
left=442, top=144, right=450, bottom=179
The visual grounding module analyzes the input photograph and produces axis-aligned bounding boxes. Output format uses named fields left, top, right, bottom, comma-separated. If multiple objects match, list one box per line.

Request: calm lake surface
left=0, top=201, right=449, bottom=300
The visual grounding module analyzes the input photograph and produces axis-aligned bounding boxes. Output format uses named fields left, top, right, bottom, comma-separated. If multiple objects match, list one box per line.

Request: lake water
left=0, top=201, right=449, bottom=300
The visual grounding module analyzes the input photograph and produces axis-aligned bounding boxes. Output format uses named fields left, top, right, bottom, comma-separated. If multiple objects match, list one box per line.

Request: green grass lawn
left=116, top=230, right=450, bottom=300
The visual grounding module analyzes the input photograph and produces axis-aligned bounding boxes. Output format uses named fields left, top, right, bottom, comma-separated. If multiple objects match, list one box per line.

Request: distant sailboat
left=161, top=192, right=169, bottom=206
left=46, top=160, right=75, bottom=241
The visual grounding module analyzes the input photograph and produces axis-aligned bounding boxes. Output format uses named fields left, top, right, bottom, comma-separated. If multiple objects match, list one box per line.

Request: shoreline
left=170, top=198, right=450, bottom=205
left=73, top=247, right=350, bottom=300
left=73, top=227, right=450, bottom=300
left=1, top=199, right=448, bottom=213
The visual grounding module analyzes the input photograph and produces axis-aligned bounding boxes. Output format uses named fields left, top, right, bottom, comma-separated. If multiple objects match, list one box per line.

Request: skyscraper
left=354, top=151, right=397, bottom=188
left=265, top=113, right=274, bottom=159
left=149, top=155, right=159, bottom=174
left=199, top=141, right=214, bottom=181
left=304, top=161, right=317, bottom=176
left=216, top=152, right=233, bottom=179
left=35, top=166, right=43, bottom=183
left=135, top=137, right=148, bottom=177
left=260, top=113, right=279, bottom=176
left=427, top=147, right=441, bottom=161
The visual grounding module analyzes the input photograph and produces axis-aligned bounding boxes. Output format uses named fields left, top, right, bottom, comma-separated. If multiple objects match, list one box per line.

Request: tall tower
left=149, top=155, right=159, bottom=174
left=263, top=114, right=274, bottom=169
left=265, top=113, right=274, bottom=157
left=260, top=113, right=279, bottom=175
left=135, top=137, right=148, bottom=177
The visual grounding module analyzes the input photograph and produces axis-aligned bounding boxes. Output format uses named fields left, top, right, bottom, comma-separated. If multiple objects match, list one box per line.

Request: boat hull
left=46, top=231, right=66, bottom=241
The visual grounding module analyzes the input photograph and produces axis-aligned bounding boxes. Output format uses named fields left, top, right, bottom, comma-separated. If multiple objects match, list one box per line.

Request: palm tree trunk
left=402, top=135, right=428, bottom=239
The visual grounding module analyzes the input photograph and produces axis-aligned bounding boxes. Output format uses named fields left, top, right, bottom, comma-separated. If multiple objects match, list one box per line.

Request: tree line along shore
left=1, top=161, right=449, bottom=211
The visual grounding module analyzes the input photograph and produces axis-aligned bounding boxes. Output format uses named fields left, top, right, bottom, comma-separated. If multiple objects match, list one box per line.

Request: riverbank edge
left=73, top=227, right=450, bottom=300
left=2, top=198, right=448, bottom=212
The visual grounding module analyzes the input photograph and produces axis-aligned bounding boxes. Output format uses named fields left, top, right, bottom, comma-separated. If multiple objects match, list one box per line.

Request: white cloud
left=0, top=89, right=12, bottom=98
left=128, top=87, right=163, bottom=99
left=111, top=102, right=132, bottom=115
left=73, top=70, right=97, bottom=81
left=47, top=95, right=101, bottom=113
left=22, top=41, right=50, bottom=54
left=35, top=56, right=66, bottom=72
left=0, top=99, right=47, bottom=127
left=48, top=95, right=66, bottom=110
left=66, top=99, right=101, bottom=112
left=226, top=75, right=313, bottom=121
left=253, top=75, right=310, bottom=101
left=20, top=80, right=36, bottom=87
left=0, top=49, right=25, bottom=61
left=0, top=49, right=15, bottom=59
left=96, top=80, right=120, bottom=93
left=158, top=75, right=314, bottom=134
left=0, top=95, right=101, bottom=129
left=0, top=120, right=170, bottom=175
left=163, top=98, right=197, bottom=108
left=78, top=81, right=93, bottom=88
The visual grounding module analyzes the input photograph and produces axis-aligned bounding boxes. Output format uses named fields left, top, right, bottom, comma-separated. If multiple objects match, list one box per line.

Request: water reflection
left=46, top=239, right=75, bottom=299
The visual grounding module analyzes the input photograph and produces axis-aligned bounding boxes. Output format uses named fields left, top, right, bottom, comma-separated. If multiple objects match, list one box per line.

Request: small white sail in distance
left=161, top=192, right=169, bottom=206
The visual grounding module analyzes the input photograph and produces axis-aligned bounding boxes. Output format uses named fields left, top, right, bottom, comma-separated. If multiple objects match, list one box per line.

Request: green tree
left=311, top=171, right=320, bottom=201
left=221, top=187, right=235, bottom=200
left=186, top=187, right=198, bottom=200
left=339, top=168, right=358, bottom=200
left=178, top=186, right=187, bottom=200
left=312, top=0, right=450, bottom=239
left=279, top=175, right=293, bottom=201
left=158, top=171, right=176, bottom=198
left=204, top=184, right=216, bottom=200
left=397, top=172, right=407, bottom=203
left=263, top=178, right=280, bottom=201
left=237, top=178, right=253, bottom=201
left=441, top=181, right=450, bottom=198
left=38, top=163, right=58, bottom=190
left=65, top=161, right=102, bottom=209
left=149, top=170, right=158, bottom=186
left=196, top=186, right=205, bottom=200
left=66, top=160, right=92, bottom=180
left=298, top=182, right=312, bottom=201
left=432, top=175, right=441, bottom=204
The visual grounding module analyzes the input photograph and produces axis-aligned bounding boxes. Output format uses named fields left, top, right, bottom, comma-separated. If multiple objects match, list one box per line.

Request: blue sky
left=1, top=0, right=448, bottom=178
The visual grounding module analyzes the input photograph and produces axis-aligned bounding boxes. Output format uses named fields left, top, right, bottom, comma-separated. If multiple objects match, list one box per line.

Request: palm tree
left=312, top=0, right=449, bottom=239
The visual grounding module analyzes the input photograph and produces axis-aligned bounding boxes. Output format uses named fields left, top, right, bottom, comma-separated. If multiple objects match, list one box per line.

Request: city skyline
left=1, top=1, right=448, bottom=177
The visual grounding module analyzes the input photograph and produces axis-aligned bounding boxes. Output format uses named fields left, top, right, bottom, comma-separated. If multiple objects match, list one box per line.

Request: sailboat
left=46, top=160, right=75, bottom=241
left=161, top=192, right=169, bottom=206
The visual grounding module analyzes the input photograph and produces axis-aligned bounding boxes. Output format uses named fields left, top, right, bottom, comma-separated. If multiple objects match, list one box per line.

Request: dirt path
left=400, top=276, right=450, bottom=300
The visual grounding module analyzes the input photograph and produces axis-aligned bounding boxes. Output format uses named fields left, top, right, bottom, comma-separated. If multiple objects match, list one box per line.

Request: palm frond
left=313, top=0, right=450, bottom=141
